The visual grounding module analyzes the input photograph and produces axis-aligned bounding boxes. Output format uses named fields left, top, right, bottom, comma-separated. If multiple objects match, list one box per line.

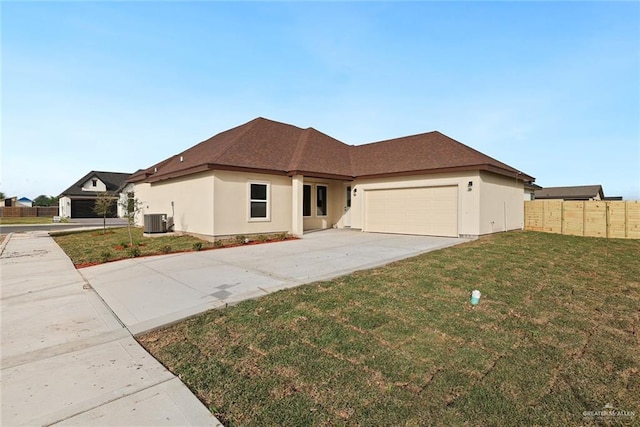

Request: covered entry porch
left=290, top=175, right=353, bottom=236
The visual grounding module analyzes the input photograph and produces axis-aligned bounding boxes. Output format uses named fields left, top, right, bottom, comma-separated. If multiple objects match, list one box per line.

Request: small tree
left=93, top=192, right=114, bottom=235
left=119, top=194, right=142, bottom=248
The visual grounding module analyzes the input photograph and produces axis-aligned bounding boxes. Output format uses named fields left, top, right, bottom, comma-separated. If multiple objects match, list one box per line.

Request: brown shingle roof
left=131, top=118, right=534, bottom=184
left=352, top=131, right=531, bottom=179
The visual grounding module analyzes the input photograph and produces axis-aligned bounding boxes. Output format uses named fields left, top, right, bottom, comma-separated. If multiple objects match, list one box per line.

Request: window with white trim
left=249, top=182, right=269, bottom=220
left=316, top=185, right=327, bottom=216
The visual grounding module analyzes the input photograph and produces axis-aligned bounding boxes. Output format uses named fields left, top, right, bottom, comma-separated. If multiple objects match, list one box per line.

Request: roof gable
left=60, top=171, right=132, bottom=197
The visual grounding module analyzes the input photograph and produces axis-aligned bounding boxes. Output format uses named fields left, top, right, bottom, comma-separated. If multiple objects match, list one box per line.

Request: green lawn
left=139, top=232, right=640, bottom=426
left=53, top=227, right=290, bottom=267
left=53, top=227, right=218, bottom=266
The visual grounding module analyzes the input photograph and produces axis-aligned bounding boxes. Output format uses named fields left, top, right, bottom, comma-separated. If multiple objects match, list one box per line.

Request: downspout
left=504, top=201, right=507, bottom=232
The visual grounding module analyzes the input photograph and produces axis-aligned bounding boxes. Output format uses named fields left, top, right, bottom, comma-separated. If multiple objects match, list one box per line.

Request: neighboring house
left=524, top=182, right=542, bottom=201
left=129, top=117, right=535, bottom=239
left=2, top=196, right=18, bottom=207
left=59, top=171, right=131, bottom=218
left=534, top=185, right=604, bottom=201
left=17, top=197, right=33, bottom=207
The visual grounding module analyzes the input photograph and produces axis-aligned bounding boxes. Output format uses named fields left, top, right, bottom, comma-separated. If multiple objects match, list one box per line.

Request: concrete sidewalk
left=82, top=229, right=468, bottom=335
left=0, top=232, right=221, bottom=426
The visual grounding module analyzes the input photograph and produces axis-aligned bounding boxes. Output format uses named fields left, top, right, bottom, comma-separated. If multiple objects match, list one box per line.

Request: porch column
left=291, top=175, right=304, bottom=237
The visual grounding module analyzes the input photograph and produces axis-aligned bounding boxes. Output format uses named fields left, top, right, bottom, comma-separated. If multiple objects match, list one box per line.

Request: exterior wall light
left=468, top=181, right=473, bottom=191
left=353, top=188, right=357, bottom=196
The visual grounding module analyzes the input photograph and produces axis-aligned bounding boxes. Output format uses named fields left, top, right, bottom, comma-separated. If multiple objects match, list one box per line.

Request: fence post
left=625, top=201, right=629, bottom=238
left=561, top=201, right=565, bottom=235
left=582, top=202, right=586, bottom=237
left=606, top=202, right=610, bottom=238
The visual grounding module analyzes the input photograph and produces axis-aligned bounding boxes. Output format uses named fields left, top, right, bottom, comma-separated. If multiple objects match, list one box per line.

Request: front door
left=343, top=185, right=352, bottom=227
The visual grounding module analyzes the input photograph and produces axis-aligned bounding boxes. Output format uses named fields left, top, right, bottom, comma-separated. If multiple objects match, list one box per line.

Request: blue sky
left=2, top=1, right=639, bottom=199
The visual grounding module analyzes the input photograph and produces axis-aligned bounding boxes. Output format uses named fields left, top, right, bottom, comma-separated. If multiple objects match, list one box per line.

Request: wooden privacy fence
left=524, top=200, right=640, bottom=239
left=0, top=207, right=59, bottom=217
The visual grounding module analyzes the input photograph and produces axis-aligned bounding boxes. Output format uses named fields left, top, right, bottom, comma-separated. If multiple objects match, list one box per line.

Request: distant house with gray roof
left=534, top=185, right=605, bottom=201
left=58, top=171, right=131, bottom=218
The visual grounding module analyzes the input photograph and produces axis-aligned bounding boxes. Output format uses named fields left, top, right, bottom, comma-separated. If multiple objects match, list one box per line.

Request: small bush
left=257, top=234, right=268, bottom=243
left=276, top=233, right=288, bottom=241
left=120, top=241, right=130, bottom=248
left=100, top=250, right=112, bottom=263
left=235, top=235, right=247, bottom=244
left=161, top=245, right=172, bottom=254
left=129, top=247, right=141, bottom=257
left=214, top=240, right=224, bottom=248
left=193, top=242, right=203, bottom=251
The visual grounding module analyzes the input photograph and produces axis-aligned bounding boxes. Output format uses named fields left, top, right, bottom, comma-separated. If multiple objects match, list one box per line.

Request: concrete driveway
left=82, top=229, right=468, bottom=335
left=1, top=232, right=221, bottom=426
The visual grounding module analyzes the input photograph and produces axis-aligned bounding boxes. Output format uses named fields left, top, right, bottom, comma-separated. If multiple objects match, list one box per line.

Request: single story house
left=18, top=197, right=34, bottom=207
left=59, top=171, right=131, bottom=218
left=129, top=117, right=535, bottom=239
left=534, top=185, right=604, bottom=201
left=524, top=182, right=542, bottom=201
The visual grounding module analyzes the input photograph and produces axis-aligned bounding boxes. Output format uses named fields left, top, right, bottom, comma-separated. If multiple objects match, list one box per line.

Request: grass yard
left=139, top=232, right=640, bottom=426
left=53, top=227, right=217, bottom=266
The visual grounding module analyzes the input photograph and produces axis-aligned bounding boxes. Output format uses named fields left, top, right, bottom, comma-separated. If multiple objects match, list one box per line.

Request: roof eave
left=287, top=170, right=354, bottom=181
left=145, top=164, right=289, bottom=183
left=355, top=164, right=534, bottom=181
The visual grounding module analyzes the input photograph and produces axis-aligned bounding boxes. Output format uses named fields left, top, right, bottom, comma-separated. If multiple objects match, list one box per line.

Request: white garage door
left=364, top=186, right=458, bottom=237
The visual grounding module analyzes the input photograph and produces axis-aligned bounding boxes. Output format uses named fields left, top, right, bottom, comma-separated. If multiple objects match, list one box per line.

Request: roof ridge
left=288, top=127, right=312, bottom=172
left=207, top=118, right=260, bottom=164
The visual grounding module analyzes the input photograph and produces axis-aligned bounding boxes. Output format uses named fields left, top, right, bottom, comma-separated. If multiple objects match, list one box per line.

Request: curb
left=0, top=232, right=12, bottom=256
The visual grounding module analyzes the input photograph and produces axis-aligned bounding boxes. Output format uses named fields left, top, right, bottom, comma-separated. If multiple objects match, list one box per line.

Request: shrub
left=161, top=245, right=172, bottom=254
left=100, top=250, right=112, bottom=263
left=277, top=232, right=288, bottom=241
left=214, top=240, right=223, bottom=248
left=129, top=247, right=141, bottom=257
left=193, top=242, right=203, bottom=251
left=235, top=235, right=247, bottom=245
left=257, top=234, right=268, bottom=243
left=120, top=241, right=130, bottom=248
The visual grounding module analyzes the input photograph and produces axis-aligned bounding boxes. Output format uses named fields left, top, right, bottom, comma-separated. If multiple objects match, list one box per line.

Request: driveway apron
left=0, top=232, right=221, bottom=426
left=81, top=229, right=468, bottom=335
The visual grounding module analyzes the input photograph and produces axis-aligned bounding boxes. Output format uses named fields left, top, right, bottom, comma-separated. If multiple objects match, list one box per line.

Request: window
left=92, top=179, right=97, bottom=187
left=316, top=185, right=327, bottom=216
left=303, top=185, right=311, bottom=217
left=127, top=192, right=135, bottom=214
left=249, top=182, right=269, bottom=220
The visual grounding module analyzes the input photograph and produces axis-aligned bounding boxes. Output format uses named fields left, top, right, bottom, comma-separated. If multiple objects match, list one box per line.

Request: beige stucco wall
left=212, top=170, right=292, bottom=236
left=134, top=172, right=215, bottom=236
left=478, top=172, right=525, bottom=234
left=350, top=171, right=481, bottom=236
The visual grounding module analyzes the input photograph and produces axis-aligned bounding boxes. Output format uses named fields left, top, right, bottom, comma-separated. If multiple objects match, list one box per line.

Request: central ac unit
left=144, top=214, right=167, bottom=233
